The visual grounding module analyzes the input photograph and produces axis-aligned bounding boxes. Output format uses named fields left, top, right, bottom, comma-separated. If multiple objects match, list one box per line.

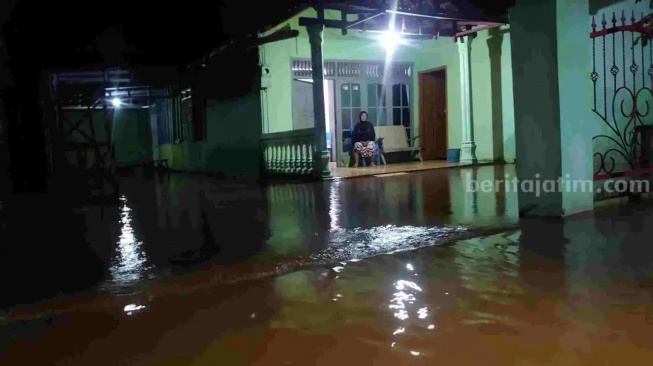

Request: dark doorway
left=419, top=67, right=448, bottom=161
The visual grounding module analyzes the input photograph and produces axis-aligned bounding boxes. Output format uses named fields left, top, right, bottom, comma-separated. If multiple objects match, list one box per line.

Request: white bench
left=375, top=126, right=421, bottom=164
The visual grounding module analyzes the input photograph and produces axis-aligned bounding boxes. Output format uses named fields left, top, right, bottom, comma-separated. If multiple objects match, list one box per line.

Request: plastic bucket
left=447, top=148, right=461, bottom=163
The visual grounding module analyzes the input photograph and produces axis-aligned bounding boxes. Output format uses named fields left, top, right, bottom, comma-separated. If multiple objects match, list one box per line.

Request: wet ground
left=1, top=164, right=517, bottom=307
left=3, top=164, right=653, bottom=364
left=2, top=199, right=653, bottom=364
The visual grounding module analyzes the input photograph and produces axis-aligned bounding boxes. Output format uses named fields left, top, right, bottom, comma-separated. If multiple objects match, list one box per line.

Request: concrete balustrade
left=261, top=128, right=317, bottom=177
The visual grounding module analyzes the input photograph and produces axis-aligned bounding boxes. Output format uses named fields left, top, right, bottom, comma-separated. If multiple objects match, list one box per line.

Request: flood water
left=2, top=200, right=653, bottom=364
left=1, top=164, right=517, bottom=306
left=3, top=164, right=653, bottom=364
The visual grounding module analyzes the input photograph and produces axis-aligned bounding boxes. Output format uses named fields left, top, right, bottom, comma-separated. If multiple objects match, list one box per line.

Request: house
left=8, top=0, right=647, bottom=218
left=158, top=0, right=517, bottom=181
left=166, top=0, right=650, bottom=217
left=256, top=0, right=516, bottom=179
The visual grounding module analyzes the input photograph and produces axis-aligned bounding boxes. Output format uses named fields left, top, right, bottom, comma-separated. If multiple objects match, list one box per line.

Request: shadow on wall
left=590, top=0, right=653, bottom=14
left=504, top=133, right=515, bottom=162
left=488, top=28, right=505, bottom=162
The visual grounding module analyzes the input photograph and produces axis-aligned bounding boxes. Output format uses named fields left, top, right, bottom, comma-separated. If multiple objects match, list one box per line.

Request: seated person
left=352, top=111, right=376, bottom=168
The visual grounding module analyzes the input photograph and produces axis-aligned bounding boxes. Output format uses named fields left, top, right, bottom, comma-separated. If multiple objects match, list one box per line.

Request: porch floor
left=330, top=160, right=495, bottom=179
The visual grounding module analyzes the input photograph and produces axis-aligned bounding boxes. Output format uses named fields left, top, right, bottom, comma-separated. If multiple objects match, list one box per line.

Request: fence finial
left=592, top=16, right=597, bottom=31
left=622, top=10, right=627, bottom=25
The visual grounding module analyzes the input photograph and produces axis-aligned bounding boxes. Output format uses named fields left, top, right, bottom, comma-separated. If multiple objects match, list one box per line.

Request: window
left=192, top=94, right=207, bottom=142
left=366, top=83, right=385, bottom=126
left=171, top=94, right=183, bottom=143
left=392, top=83, right=411, bottom=140
left=340, top=82, right=361, bottom=153
left=292, top=79, right=315, bottom=130
left=156, top=98, right=172, bottom=145
left=181, top=90, right=192, bottom=125
left=155, top=90, right=190, bottom=145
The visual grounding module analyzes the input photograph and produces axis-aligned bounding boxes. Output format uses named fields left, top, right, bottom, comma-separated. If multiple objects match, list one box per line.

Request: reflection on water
left=4, top=201, right=653, bottom=364
left=328, top=178, right=342, bottom=232
left=3, top=165, right=518, bottom=306
left=104, top=196, right=154, bottom=293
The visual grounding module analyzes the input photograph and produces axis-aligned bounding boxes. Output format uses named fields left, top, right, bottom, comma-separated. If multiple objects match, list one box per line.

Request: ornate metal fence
left=591, top=11, right=653, bottom=177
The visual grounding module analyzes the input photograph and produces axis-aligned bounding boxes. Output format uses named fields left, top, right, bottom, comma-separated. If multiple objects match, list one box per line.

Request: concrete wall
left=510, top=0, right=597, bottom=217
left=158, top=93, right=262, bottom=176
left=157, top=49, right=263, bottom=177
left=260, top=8, right=516, bottom=162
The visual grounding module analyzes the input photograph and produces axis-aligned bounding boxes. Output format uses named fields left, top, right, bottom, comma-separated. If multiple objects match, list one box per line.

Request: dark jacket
left=352, top=121, right=376, bottom=144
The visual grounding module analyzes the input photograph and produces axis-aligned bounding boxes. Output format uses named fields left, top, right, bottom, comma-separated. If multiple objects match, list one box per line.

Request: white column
left=458, top=36, right=478, bottom=164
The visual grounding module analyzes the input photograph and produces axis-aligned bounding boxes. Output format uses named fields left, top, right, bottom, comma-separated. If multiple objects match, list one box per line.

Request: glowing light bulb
left=112, top=97, right=122, bottom=107
left=380, top=30, right=402, bottom=53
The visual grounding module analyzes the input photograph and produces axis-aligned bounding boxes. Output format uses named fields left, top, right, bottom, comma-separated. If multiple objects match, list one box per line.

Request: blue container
left=447, top=148, right=461, bottom=163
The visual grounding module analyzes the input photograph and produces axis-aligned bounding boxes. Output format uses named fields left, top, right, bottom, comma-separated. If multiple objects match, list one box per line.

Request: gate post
left=510, top=0, right=596, bottom=217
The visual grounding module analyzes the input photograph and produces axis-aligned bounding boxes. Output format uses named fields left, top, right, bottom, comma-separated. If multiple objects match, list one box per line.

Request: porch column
left=458, top=36, right=478, bottom=164
left=510, top=0, right=595, bottom=217
left=306, top=24, right=332, bottom=179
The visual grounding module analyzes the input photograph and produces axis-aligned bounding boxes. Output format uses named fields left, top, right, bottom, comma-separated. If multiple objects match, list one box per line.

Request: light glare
left=380, top=30, right=402, bottom=53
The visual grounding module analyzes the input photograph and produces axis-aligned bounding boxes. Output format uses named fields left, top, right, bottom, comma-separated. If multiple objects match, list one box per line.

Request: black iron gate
left=591, top=11, right=653, bottom=178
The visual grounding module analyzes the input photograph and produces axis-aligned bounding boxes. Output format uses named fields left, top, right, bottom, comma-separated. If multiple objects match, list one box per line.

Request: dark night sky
left=1, top=0, right=513, bottom=69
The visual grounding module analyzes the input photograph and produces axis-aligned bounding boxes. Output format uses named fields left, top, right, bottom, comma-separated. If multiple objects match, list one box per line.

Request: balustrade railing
left=261, top=128, right=317, bottom=177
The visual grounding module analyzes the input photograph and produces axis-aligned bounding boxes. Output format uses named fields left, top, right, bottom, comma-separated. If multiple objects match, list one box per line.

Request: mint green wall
left=64, top=109, right=152, bottom=167
left=112, top=109, right=152, bottom=165
left=510, top=0, right=596, bottom=217
left=159, top=93, right=262, bottom=176
left=260, top=8, right=516, bottom=162
left=470, top=28, right=516, bottom=162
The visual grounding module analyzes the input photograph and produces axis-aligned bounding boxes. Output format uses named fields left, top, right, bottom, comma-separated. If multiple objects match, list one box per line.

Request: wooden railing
left=261, top=128, right=317, bottom=177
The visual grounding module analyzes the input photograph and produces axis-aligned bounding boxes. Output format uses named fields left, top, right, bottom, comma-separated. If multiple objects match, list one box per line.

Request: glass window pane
left=393, top=108, right=401, bottom=125
left=341, top=84, right=351, bottom=107
left=353, top=108, right=361, bottom=125
left=352, top=84, right=361, bottom=107
left=342, top=130, right=351, bottom=153
left=367, top=84, right=377, bottom=107
left=378, top=108, right=386, bottom=126
left=392, top=84, right=400, bottom=107
left=378, top=84, right=385, bottom=106
left=368, top=109, right=377, bottom=125
left=402, top=107, right=410, bottom=127
left=342, top=108, right=351, bottom=130
left=401, top=84, right=409, bottom=106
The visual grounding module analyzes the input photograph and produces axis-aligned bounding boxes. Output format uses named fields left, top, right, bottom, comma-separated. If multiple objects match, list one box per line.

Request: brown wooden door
left=419, top=69, right=447, bottom=160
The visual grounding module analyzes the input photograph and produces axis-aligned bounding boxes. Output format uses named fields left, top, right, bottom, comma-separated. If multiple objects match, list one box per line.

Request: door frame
left=334, top=78, right=364, bottom=167
left=418, top=66, right=449, bottom=160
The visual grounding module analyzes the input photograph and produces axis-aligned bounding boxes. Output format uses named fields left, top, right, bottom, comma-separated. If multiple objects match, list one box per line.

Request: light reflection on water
left=104, top=196, right=154, bottom=293
left=6, top=208, right=653, bottom=365
left=89, top=166, right=515, bottom=293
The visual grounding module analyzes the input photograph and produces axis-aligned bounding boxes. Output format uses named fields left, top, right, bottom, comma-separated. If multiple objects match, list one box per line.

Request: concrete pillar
left=306, top=24, right=332, bottom=180
left=458, top=37, right=478, bottom=164
left=510, top=0, right=595, bottom=217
